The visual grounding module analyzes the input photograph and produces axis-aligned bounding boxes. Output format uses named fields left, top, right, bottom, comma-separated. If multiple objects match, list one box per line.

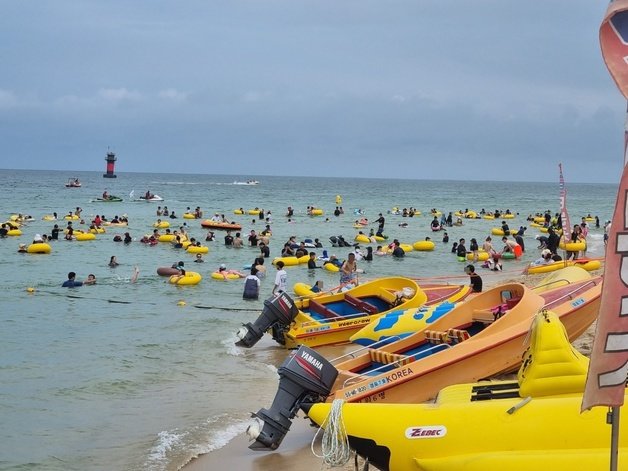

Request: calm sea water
left=0, top=169, right=616, bottom=470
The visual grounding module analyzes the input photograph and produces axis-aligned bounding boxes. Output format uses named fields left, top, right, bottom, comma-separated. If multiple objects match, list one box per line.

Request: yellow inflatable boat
left=305, top=310, right=626, bottom=471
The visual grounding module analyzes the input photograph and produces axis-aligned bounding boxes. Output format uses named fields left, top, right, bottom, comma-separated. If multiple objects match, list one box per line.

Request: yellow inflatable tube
left=502, top=213, right=515, bottom=219
left=64, top=215, right=80, bottom=220
left=559, top=240, right=586, bottom=252
left=355, top=234, right=371, bottom=244
left=323, top=262, right=340, bottom=272
left=89, top=227, right=106, bottom=234
left=491, top=228, right=505, bottom=236
left=7, top=229, right=22, bottom=236
left=153, top=221, right=170, bottom=228
left=158, top=234, right=175, bottom=243
left=42, top=215, right=56, bottom=221
left=399, top=243, right=413, bottom=253
left=211, top=272, right=241, bottom=281
left=183, top=213, right=197, bottom=219
left=27, top=243, right=52, bottom=254
left=233, top=209, right=244, bottom=215
left=467, top=251, right=490, bottom=261
left=310, top=209, right=323, bottom=216
left=412, top=240, right=435, bottom=251
left=186, top=245, right=209, bottom=254
left=248, top=209, right=261, bottom=215
left=75, top=232, right=96, bottom=241
left=272, top=256, right=299, bottom=267
left=169, top=272, right=202, bottom=285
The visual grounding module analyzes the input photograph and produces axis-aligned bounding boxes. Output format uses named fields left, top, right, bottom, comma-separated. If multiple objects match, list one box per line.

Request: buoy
left=26, top=287, right=35, bottom=293
left=177, top=300, right=186, bottom=306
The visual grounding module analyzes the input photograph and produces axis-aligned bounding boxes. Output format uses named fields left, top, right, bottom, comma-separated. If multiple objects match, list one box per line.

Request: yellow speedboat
left=235, top=277, right=469, bottom=349
left=304, top=310, right=626, bottom=471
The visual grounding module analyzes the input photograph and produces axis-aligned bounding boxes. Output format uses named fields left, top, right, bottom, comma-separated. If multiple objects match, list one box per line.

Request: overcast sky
left=0, top=1, right=624, bottom=183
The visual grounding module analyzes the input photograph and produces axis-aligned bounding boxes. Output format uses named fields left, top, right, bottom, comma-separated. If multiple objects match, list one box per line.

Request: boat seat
left=424, top=330, right=449, bottom=344
left=344, top=294, right=379, bottom=314
left=369, top=350, right=413, bottom=366
left=472, top=309, right=496, bottom=324
left=308, top=300, right=338, bottom=319
left=447, top=328, right=470, bottom=343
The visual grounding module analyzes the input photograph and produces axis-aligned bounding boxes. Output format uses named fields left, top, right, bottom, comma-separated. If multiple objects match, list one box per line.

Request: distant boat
left=92, top=195, right=123, bottom=202
left=65, top=178, right=81, bottom=188
left=233, top=180, right=259, bottom=185
left=139, top=194, right=164, bottom=202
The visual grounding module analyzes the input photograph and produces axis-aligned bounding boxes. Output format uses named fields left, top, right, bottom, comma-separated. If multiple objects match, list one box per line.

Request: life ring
left=399, top=243, right=414, bottom=253
left=412, top=240, right=435, bottom=251
left=533, top=216, right=546, bottom=224
left=157, top=267, right=180, bottom=276
left=169, top=272, right=202, bottom=285
left=374, top=235, right=387, bottom=242
left=584, top=217, right=595, bottom=222
left=248, top=209, right=261, bottom=215
left=183, top=213, right=197, bottom=219
left=466, top=251, right=490, bottom=261
left=42, top=215, right=56, bottom=221
left=502, top=213, right=515, bottom=219
left=158, top=234, right=175, bottom=243
left=64, top=215, right=79, bottom=220
left=297, top=254, right=310, bottom=264
left=75, top=232, right=96, bottom=241
left=491, top=228, right=506, bottom=236
left=559, top=241, right=586, bottom=252
left=89, top=227, right=106, bottom=234
left=483, top=214, right=495, bottom=220
left=273, top=256, right=299, bottom=266
left=27, top=243, right=52, bottom=254
left=7, top=229, right=22, bottom=236
left=233, top=209, right=244, bottom=215
left=430, top=211, right=442, bottom=216
left=153, top=221, right=170, bottom=228
left=355, top=234, right=371, bottom=244
left=323, top=262, right=340, bottom=272
left=211, top=272, right=241, bottom=281
left=311, top=209, right=323, bottom=216
left=530, top=222, right=542, bottom=228
left=186, top=245, right=209, bottom=254
left=502, top=251, right=516, bottom=260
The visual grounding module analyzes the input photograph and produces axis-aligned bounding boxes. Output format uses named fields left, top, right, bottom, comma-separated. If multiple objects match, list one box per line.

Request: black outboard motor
left=247, top=345, right=338, bottom=450
left=235, top=292, right=299, bottom=348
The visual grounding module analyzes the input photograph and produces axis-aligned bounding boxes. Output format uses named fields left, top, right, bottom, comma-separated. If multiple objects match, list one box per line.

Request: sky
left=0, top=1, right=624, bottom=183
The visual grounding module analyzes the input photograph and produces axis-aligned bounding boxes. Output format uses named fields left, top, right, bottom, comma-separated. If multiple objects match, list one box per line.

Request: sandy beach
left=183, top=271, right=600, bottom=471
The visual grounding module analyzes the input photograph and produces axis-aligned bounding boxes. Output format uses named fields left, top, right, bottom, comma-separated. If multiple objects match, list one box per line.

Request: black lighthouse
left=103, top=151, right=117, bottom=178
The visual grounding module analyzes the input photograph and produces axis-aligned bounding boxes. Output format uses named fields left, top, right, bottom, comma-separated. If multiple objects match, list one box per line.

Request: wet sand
left=184, top=270, right=600, bottom=471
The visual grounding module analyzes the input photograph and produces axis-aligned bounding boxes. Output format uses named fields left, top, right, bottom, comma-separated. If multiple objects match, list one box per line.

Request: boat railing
left=342, top=343, right=452, bottom=388
left=330, top=336, right=403, bottom=365
left=542, top=278, right=600, bottom=310
left=531, top=277, right=573, bottom=291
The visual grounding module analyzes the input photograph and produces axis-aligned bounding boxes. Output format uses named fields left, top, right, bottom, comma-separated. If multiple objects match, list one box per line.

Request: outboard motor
left=247, top=345, right=338, bottom=450
left=235, top=292, right=299, bottom=348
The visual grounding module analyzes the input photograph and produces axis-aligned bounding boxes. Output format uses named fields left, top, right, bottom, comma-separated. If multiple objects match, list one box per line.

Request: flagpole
left=610, top=406, right=620, bottom=471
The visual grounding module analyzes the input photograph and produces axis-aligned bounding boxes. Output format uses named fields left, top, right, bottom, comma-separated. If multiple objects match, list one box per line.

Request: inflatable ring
left=186, top=245, right=209, bottom=254
left=467, top=251, right=490, bottom=261
left=75, top=232, right=96, bottom=241
left=491, top=228, right=506, bottom=236
left=183, top=213, right=197, bottom=219
left=42, top=215, right=56, bottom=221
left=248, top=209, right=261, bottom=215
left=533, top=216, right=546, bottom=224
left=483, top=214, right=495, bottom=220
left=211, top=272, right=241, bottom=281
left=310, top=209, right=323, bottom=216
left=530, top=222, right=542, bottom=228
left=412, top=240, right=435, bottom=251
left=233, top=209, right=244, bottom=215
left=64, top=215, right=80, bottom=220
left=293, top=282, right=321, bottom=298
left=89, top=227, right=106, bottom=234
left=374, top=235, right=387, bottom=242
left=502, top=213, right=515, bottom=219
left=584, top=217, right=595, bottom=222
left=297, top=254, right=310, bottom=264
left=7, top=229, right=22, bottom=236
left=355, top=234, right=371, bottom=244
left=323, top=262, right=340, bottom=272
left=502, top=251, right=516, bottom=260
left=399, top=243, right=414, bottom=253
left=169, top=272, right=202, bottom=285
left=273, top=256, right=299, bottom=267
left=158, top=234, right=175, bottom=243
left=153, top=221, right=170, bottom=228
left=27, top=243, right=51, bottom=254
left=157, top=267, right=180, bottom=276
left=559, top=241, right=586, bottom=252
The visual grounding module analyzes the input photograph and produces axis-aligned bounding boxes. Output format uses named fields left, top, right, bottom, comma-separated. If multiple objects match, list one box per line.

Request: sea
left=0, top=169, right=616, bottom=470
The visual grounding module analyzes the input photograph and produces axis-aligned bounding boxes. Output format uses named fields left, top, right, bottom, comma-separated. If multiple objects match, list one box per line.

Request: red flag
left=582, top=0, right=628, bottom=411
left=558, top=163, right=571, bottom=241
left=582, top=165, right=628, bottom=410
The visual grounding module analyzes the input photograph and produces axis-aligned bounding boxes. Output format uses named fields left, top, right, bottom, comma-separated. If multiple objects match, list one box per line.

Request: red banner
left=582, top=163, right=628, bottom=410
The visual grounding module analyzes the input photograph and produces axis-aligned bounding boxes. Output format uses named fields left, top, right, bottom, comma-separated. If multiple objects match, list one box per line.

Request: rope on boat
left=311, top=399, right=352, bottom=467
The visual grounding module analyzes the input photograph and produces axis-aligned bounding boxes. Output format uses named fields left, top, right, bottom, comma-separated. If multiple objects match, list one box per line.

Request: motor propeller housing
left=235, top=292, right=299, bottom=348
left=247, top=345, right=338, bottom=450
